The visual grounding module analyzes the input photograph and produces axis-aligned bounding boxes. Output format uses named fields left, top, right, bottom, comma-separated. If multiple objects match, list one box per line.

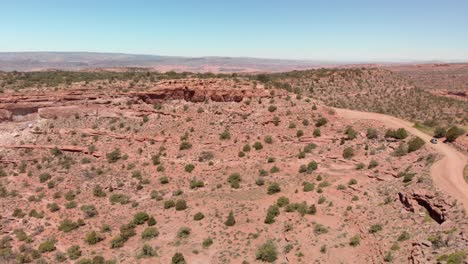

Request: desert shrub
left=256, top=178, right=265, bottom=186
left=399, top=171, right=416, bottom=183
left=225, top=211, right=236, bottom=226
left=184, top=164, right=195, bottom=173
left=397, top=231, right=411, bottom=241
left=109, top=193, right=129, bottom=205
left=193, top=212, right=205, bottom=221
left=93, top=185, right=106, bottom=197
left=177, top=227, right=191, bottom=238
left=243, top=144, right=251, bottom=152
left=355, top=163, right=365, bottom=170
left=38, top=239, right=56, bottom=253
left=368, top=159, right=379, bottom=169
left=408, top=137, right=425, bottom=152
left=269, top=166, right=280, bottom=173
left=268, top=105, right=277, bottom=112
left=110, top=235, right=126, bottom=248
left=238, top=151, right=245, bottom=157
left=369, top=224, right=383, bottom=233
left=256, top=241, right=278, bottom=263
left=139, top=244, right=157, bottom=258
left=303, top=143, right=317, bottom=153
left=227, top=173, right=241, bottom=189
left=307, top=204, right=317, bottom=215
left=189, top=179, right=204, bottom=189
left=39, top=173, right=51, bottom=183
left=345, top=126, right=357, bottom=140
left=313, top=128, right=321, bottom=137
left=106, top=149, right=121, bottom=163
left=253, top=141, right=263, bottom=150
left=314, top=224, right=328, bottom=235
left=264, top=205, right=280, bottom=224
left=342, top=147, right=354, bottom=159
left=59, top=219, right=80, bottom=232
left=385, top=128, right=408, bottom=139
left=348, top=178, right=357, bottom=185
left=349, top=235, right=360, bottom=246
left=220, top=129, right=231, bottom=140
left=164, top=200, right=175, bottom=209
left=433, top=127, right=446, bottom=138
left=133, top=212, right=149, bottom=225
left=202, top=238, right=213, bottom=248
left=175, top=199, right=188, bottom=211
left=81, top=205, right=98, bottom=218
left=267, top=182, right=281, bottom=195
left=67, top=245, right=82, bottom=260
left=141, top=227, right=159, bottom=240
left=436, top=251, right=466, bottom=264
left=276, top=196, right=290, bottom=207
left=151, top=154, right=161, bottom=165
left=383, top=251, right=393, bottom=262
left=159, top=176, right=169, bottom=184
left=315, top=117, right=328, bottom=127
left=303, top=182, right=315, bottom=192
left=119, top=223, right=136, bottom=240
left=446, top=126, right=465, bottom=142
left=47, top=203, right=60, bottom=212
left=179, top=141, right=192, bottom=150
left=264, top=135, right=273, bottom=144
left=366, top=128, right=378, bottom=139
left=172, top=253, right=186, bottom=264
left=147, top=217, right=157, bottom=226
left=85, top=231, right=104, bottom=245
left=296, top=130, right=304, bottom=137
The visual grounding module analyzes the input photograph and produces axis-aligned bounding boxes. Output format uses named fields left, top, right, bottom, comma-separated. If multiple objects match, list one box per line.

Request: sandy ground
left=335, top=107, right=468, bottom=211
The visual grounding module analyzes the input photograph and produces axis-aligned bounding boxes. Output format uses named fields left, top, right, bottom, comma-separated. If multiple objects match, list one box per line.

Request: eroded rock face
left=0, top=109, right=12, bottom=121
left=398, top=188, right=452, bottom=224
left=0, top=78, right=267, bottom=122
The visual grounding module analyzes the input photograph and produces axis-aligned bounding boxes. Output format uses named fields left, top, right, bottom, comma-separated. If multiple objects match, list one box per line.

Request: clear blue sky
left=1, top=0, right=468, bottom=61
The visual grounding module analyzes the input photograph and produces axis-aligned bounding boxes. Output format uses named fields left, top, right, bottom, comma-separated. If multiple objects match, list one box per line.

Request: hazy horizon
left=1, top=0, right=468, bottom=62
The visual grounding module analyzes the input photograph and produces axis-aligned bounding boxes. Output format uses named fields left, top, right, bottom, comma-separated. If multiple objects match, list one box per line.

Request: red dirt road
left=335, top=108, right=468, bottom=211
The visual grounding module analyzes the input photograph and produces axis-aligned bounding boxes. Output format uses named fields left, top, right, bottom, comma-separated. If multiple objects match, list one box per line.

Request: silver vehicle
left=430, top=138, right=438, bottom=144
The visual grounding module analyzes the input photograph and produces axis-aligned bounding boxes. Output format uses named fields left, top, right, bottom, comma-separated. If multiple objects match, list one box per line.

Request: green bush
left=267, top=182, right=281, bottom=195
left=177, top=227, right=191, bottom=238
left=436, top=251, right=466, bottom=264
left=202, top=238, right=213, bottom=248
left=268, top=105, right=277, bottom=112
left=408, top=137, right=425, bottom=152
left=349, top=235, right=360, bottom=247
left=81, top=205, right=98, bottom=218
left=175, top=199, right=188, bottom=211
left=220, top=129, right=231, bottom=140
left=343, top=147, right=354, bottom=159
left=133, top=212, right=149, bottom=225
left=366, top=128, right=378, bottom=139
left=315, top=117, right=328, bottom=127
left=264, top=205, right=280, bottom=224
left=253, top=141, right=263, bottom=150
left=369, top=223, right=383, bottom=233
left=58, top=219, right=80, bottom=232
left=433, top=127, right=446, bottom=138
left=106, top=149, right=121, bottom=163
left=110, top=235, right=126, bottom=248
left=147, top=217, right=157, bottom=226
left=184, top=164, right=195, bottom=173
left=141, top=227, right=159, bottom=240
left=85, top=231, right=104, bottom=245
left=345, top=126, right=357, bottom=140
left=179, top=141, right=192, bottom=150
left=385, top=128, right=408, bottom=139
left=256, top=241, right=278, bottom=263
left=67, top=245, right=81, bottom=260
left=227, top=173, right=241, bottom=189
left=276, top=196, right=290, bottom=207
left=225, top=211, right=236, bottom=226
left=93, top=185, right=106, bottom=197
left=109, top=193, right=130, bottom=205
left=446, top=126, right=465, bottom=142
left=164, top=199, right=175, bottom=209
left=39, top=173, right=51, bottom=183
left=172, top=253, right=186, bottom=264
left=38, top=239, right=56, bottom=253
left=193, top=212, right=205, bottom=221
left=264, top=135, right=273, bottom=144
left=303, top=182, right=315, bottom=192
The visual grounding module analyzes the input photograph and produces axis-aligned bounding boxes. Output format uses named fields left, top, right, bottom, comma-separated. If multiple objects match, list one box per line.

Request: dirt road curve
left=334, top=108, right=468, bottom=211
